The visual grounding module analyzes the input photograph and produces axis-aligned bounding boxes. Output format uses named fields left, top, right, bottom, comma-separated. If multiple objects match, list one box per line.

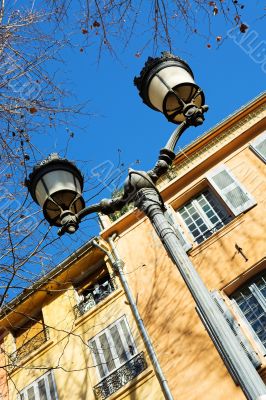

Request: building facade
left=0, top=92, right=265, bottom=399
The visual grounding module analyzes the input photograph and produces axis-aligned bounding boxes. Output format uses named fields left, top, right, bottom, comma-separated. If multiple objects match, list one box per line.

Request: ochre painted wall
left=106, top=118, right=266, bottom=399
left=0, top=339, right=8, bottom=400
left=6, top=284, right=164, bottom=400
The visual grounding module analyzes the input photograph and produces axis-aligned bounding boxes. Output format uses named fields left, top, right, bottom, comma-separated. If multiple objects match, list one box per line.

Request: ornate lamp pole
left=26, top=52, right=266, bottom=400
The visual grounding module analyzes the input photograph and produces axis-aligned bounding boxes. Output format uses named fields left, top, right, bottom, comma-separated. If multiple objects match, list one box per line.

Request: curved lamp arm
left=58, top=103, right=208, bottom=236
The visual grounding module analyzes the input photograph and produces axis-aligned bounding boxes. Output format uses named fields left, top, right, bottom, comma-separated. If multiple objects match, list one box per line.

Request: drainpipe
left=91, top=235, right=174, bottom=400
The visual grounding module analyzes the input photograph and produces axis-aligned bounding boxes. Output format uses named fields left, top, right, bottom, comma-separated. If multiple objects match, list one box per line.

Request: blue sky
left=30, top=1, right=265, bottom=252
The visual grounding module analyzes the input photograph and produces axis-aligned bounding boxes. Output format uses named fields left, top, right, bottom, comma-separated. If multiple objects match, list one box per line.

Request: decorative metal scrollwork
left=9, top=327, right=49, bottom=366
left=93, top=352, right=147, bottom=400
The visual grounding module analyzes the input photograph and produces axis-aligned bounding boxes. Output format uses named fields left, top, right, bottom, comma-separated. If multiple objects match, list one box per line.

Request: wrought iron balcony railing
left=9, top=327, right=49, bottom=366
left=73, top=278, right=115, bottom=318
left=93, top=352, right=147, bottom=400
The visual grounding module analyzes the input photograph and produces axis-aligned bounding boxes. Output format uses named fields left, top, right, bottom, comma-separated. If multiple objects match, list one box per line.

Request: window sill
left=188, top=214, right=245, bottom=256
left=9, top=338, right=54, bottom=376
left=74, top=289, right=124, bottom=327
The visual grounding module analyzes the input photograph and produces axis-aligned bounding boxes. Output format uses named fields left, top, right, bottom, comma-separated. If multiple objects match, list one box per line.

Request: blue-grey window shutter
left=250, top=131, right=266, bottom=163
left=207, top=165, right=256, bottom=216
left=164, top=205, right=192, bottom=252
left=211, top=290, right=261, bottom=369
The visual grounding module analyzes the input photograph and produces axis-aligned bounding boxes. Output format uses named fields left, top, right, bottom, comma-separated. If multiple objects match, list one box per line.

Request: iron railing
left=73, top=278, right=115, bottom=318
left=9, top=327, right=49, bottom=365
left=93, top=352, right=147, bottom=400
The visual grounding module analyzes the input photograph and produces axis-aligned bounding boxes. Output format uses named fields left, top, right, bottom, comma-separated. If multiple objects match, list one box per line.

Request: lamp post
left=26, top=52, right=266, bottom=400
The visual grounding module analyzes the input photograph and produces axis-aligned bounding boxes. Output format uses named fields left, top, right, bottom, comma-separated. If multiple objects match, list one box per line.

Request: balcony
left=9, top=327, right=49, bottom=366
left=73, top=278, right=115, bottom=318
left=93, top=352, right=147, bottom=400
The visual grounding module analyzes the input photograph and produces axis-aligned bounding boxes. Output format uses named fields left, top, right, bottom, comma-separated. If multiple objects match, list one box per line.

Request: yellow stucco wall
left=0, top=339, right=8, bottom=400
left=5, top=282, right=164, bottom=400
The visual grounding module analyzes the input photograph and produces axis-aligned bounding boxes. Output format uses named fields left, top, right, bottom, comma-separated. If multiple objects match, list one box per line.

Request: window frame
left=73, top=269, right=116, bottom=318
left=250, top=131, right=266, bottom=164
left=229, top=271, right=266, bottom=356
left=164, top=204, right=192, bottom=252
left=177, top=188, right=232, bottom=245
left=17, top=370, right=58, bottom=400
left=88, top=315, right=137, bottom=381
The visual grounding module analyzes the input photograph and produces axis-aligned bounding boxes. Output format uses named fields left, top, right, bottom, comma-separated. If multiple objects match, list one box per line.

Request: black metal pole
left=133, top=186, right=266, bottom=400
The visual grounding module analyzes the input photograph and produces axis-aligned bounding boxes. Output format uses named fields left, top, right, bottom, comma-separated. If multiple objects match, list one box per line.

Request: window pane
left=91, top=340, right=105, bottom=378
left=257, top=139, right=266, bottom=158
left=27, top=387, right=36, bottom=400
left=48, top=373, right=57, bottom=400
left=110, top=325, right=128, bottom=364
left=120, top=319, right=135, bottom=356
left=38, top=378, right=48, bottom=400
left=231, top=271, right=266, bottom=348
left=179, top=189, right=231, bottom=243
left=99, top=333, right=116, bottom=373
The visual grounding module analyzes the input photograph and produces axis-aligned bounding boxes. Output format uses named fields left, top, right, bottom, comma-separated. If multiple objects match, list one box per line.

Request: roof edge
left=0, top=237, right=100, bottom=319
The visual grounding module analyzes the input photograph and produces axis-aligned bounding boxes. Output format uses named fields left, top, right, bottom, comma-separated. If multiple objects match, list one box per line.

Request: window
left=177, top=165, right=256, bottom=245
left=178, top=189, right=232, bottom=244
left=164, top=205, right=192, bottom=252
left=11, top=314, right=49, bottom=364
left=17, top=370, right=58, bottom=400
left=250, top=131, right=266, bottom=163
left=230, top=270, right=266, bottom=353
left=74, top=269, right=115, bottom=318
left=90, top=316, right=147, bottom=399
left=89, top=316, right=136, bottom=379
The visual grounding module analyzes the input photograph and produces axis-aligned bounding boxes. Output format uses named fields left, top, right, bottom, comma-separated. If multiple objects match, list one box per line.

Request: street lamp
left=26, top=52, right=266, bottom=400
left=134, top=51, right=205, bottom=125
left=27, top=153, right=85, bottom=230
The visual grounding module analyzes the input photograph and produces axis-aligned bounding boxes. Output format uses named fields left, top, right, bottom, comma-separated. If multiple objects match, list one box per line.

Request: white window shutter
left=164, top=205, right=192, bottom=252
left=89, top=316, right=137, bottom=380
left=211, top=291, right=261, bottom=369
left=207, top=165, right=256, bottom=216
left=250, top=131, right=266, bottom=163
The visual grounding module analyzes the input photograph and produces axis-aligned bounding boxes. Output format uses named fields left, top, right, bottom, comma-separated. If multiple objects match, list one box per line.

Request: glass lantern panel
left=35, top=170, right=81, bottom=206
left=148, top=65, right=195, bottom=111
left=166, top=89, right=204, bottom=123
left=45, top=192, right=84, bottom=225
left=174, top=84, right=196, bottom=103
left=34, top=179, right=47, bottom=207
left=51, top=190, right=77, bottom=209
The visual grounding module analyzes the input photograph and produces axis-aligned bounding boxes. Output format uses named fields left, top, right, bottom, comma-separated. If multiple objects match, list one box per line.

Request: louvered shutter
left=250, top=131, right=266, bottom=163
left=164, top=205, right=192, bottom=252
left=207, top=165, right=256, bottom=216
left=17, top=371, right=58, bottom=400
left=211, top=291, right=261, bottom=369
left=37, top=378, right=47, bottom=400
left=47, top=372, right=57, bottom=399
left=89, top=316, right=137, bottom=380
